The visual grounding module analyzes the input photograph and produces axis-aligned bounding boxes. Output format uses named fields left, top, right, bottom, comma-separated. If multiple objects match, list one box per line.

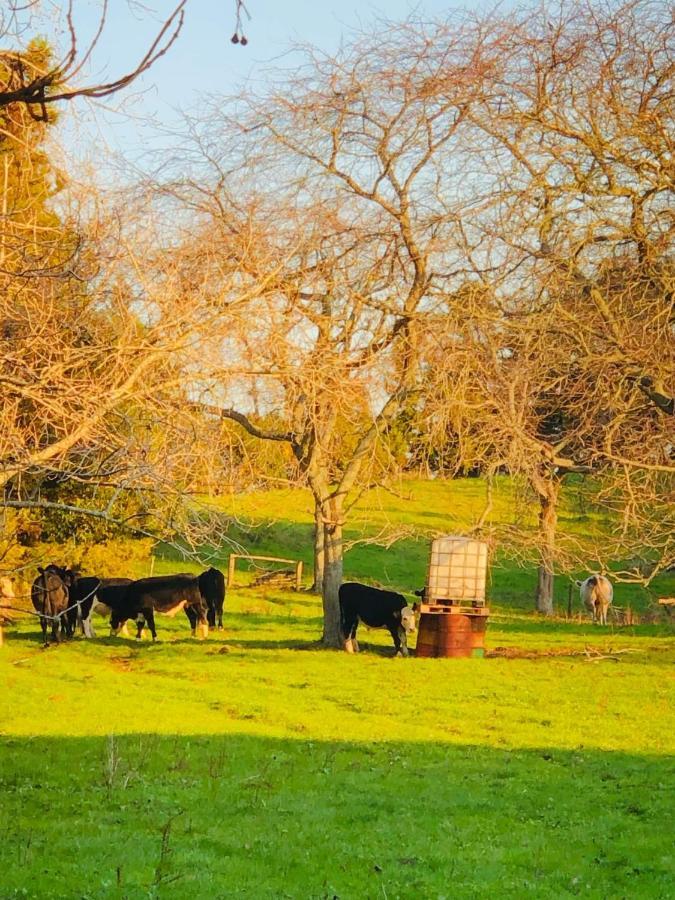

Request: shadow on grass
left=0, top=733, right=672, bottom=899
left=235, top=592, right=320, bottom=609
left=224, top=638, right=326, bottom=652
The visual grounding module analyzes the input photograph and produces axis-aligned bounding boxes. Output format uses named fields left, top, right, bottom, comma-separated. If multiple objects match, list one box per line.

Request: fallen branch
left=486, top=645, right=639, bottom=660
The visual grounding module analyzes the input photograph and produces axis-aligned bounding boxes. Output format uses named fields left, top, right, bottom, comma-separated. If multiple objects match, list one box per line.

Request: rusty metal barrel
left=416, top=535, right=490, bottom=658
left=415, top=609, right=488, bottom=658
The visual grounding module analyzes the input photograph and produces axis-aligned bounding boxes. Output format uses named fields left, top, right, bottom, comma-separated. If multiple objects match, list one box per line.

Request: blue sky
left=44, top=0, right=492, bottom=165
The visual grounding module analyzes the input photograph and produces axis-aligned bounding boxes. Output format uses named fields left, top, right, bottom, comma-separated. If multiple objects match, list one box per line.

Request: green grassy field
left=1, top=480, right=674, bottom=898
left=199, top=478, right=673, bottom=616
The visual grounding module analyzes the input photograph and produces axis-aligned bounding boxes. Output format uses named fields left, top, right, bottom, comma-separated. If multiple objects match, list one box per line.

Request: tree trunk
left=321, top=498, right=344, bottom=648
left=536, top=564, right=554, bottom=615
left=535, top=476, right=560, bottom=615
left=311, top=499, right=325, bottom=594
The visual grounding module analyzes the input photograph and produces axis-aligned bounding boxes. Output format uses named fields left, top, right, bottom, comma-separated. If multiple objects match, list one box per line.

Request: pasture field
left=1, top=480, right=674, bottom=898
left=203, top=478, right=673, bottom=619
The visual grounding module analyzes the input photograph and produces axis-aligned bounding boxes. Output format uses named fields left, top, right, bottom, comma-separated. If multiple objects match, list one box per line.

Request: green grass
left=2, top=592, right=674, bottom=898
left=189, top=478, right=673, bottom=615
left=1, top=479, right=674, bottom=897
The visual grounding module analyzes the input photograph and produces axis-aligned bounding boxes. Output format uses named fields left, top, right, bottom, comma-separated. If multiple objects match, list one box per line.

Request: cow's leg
left=387, top=623, right=409, bottom=657
left=40, top=615, right=49, bottom=646
left=83, top=614, right=95, bottom=638
left=351, top=620, right=360, bottom=653
left=75, top=604, right=84, bottom=637
left=184, top=605, right=198, bottom=637
left=341, top=606, right=359, bottom=653
left=217, top=604, right=223, bottom=630
left=135, top=613, right=145, bottom=641
left=196, top=610, right=209, bottom=639
left=144, top=608, right=157, bottom=642
left=397, top=626, right=409, bottom=657
left=344, top=622, right=359, bottom=653
left=67, top=606, right=78, bottom=638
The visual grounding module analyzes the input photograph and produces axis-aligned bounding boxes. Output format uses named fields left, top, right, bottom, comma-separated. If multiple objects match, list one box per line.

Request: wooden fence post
left=228, top=554, right=237, bottom=587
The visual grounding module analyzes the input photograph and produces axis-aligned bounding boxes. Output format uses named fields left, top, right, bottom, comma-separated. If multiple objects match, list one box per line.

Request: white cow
left=577, top=574, right=613, bottom=625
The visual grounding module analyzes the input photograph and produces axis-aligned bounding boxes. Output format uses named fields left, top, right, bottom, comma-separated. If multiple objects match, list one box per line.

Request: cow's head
left=43, top=563, right=76, bottom=587
left=400, top=605, right=416, bottom=633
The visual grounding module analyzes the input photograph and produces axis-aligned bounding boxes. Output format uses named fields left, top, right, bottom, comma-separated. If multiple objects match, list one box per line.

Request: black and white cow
left=339, top=582, right=417, bottom=657
left=31, top=564, right=74, bottom=645
left=67, top=576, right=133, bottom=638
left=110, top=573, right=209, bottom=641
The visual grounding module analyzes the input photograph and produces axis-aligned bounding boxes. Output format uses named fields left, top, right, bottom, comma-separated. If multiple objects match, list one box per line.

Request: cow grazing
left=31, top=564, right=74, bottom=645
left=68, top=576, right=133, bottom=638
left=339, top=582, right=417, bottom=657
left=110, top=573, right=209, bottom=641
left=578, top=574, right=613, bottom=625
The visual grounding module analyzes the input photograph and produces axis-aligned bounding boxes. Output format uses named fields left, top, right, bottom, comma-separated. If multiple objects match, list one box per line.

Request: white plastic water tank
left=426, top=535, right=488, bottom=604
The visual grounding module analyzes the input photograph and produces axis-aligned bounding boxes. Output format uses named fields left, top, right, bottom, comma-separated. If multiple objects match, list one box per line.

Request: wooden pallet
left=252, top=569, right=296, bottom=588
left=228, top=554, right=304, bottom=591
left=419, top=602, right=490, bottom=617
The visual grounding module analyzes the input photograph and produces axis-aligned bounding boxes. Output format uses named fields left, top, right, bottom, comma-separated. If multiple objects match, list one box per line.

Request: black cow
left=110, top=574, right=209, bottom=641
left=199, top=567, right=226, bottom=630
left=182, top=568, right=226, bottom=633
left=67, top=577, right=133, bottom=638
left=31, top=564, right=74, bottom=645
left=339, top=582, right=417, bottom=657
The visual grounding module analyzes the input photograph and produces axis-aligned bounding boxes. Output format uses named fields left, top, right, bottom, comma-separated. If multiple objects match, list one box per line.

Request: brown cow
left=31, top=564, right=74, bottom=645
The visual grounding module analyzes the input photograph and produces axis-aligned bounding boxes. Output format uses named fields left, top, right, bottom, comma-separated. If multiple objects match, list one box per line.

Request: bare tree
left=156, top=14, right=509, bottom=645
left=421, top=0, right=674, bottom=608
left=0, top=2, right=188, bottom=115
left=0, top=66, right=238, bottom=560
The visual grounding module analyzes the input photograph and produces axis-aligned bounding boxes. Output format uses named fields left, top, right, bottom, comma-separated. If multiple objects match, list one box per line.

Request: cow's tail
left=337, top=586, right=347, bottom=640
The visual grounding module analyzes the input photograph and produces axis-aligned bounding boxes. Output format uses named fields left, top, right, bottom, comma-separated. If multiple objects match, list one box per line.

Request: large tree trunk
left=536, top=564, right=554, bottom=615
left=535, top=476, right=560, bottom=615
left=311, top=499, right=325, bottom=594
left=321, top=498, right=344, bottom=648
